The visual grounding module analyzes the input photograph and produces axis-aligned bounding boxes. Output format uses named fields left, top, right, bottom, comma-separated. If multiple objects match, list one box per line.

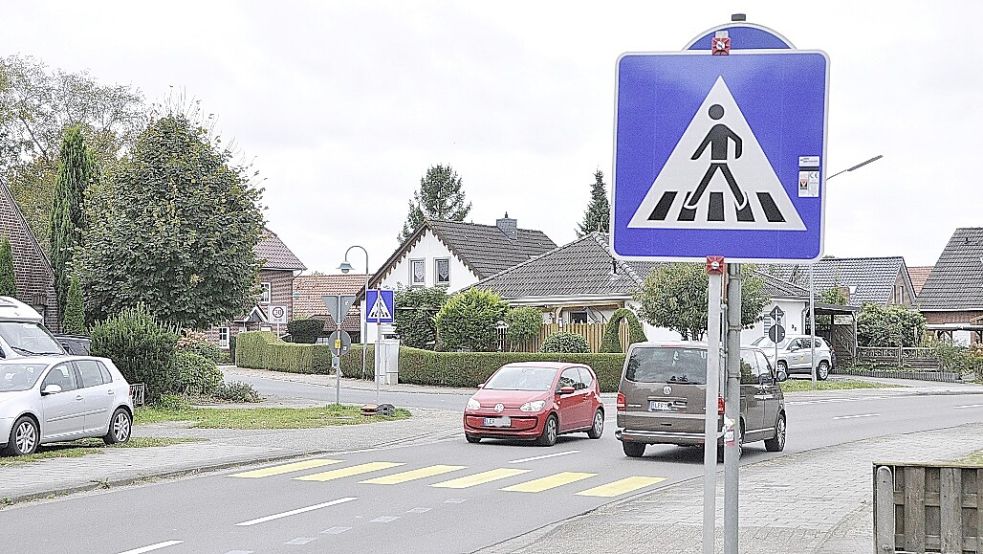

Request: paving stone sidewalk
left=479, top=423, right=983, bottom=554
left=0, top=407, right=460, bottom=504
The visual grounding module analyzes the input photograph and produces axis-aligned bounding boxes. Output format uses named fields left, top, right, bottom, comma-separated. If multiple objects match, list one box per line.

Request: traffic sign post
left=270, top=305, right=287, bottom=337
left=610, top=16, right=828, bottom=554
left=322, top=295, right=357, bottom=405
left=365, top=289, right=395, bottom=402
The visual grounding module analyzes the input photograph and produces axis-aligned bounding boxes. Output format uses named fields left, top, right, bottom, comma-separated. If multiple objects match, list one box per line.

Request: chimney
left=496, top=212, right=518, bottom=239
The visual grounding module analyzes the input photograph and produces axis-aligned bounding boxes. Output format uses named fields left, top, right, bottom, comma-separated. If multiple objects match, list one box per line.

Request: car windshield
left=751, top=337, right=791, bottom=349
left=0, top=363, right=48, bottom=392
left=0, top=322, right=64, bottom=355
left=626, top=346, right=708, bottom=384
left=484, top=366, right=557, bottom=391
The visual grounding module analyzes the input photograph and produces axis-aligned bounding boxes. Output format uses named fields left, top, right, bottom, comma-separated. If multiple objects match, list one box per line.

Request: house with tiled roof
left=364, top=214, right=556, bottom=341
left=918, top=228, right=983, bottom=345
left=0, top=178, right=58, bottom=329
left=472, top=232, right=812, bottom=346
left=908, top=266, right=934, bottom=297
left=206, top=228, right=306, bottom=349
left=293, top=274, right=364, bottom=340
left=768, top=256, right=916, bottom=307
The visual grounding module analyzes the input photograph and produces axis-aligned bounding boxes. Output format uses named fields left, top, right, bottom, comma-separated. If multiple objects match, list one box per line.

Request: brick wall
left=0, top=181, right=59, bottom=330
left=205, top=269, right=297, bottom=348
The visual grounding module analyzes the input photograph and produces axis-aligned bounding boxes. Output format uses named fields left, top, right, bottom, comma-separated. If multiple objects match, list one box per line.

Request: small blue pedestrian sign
left=365, top=289, right=394, bottom=324
left=611, top=49, right=828, bottom=262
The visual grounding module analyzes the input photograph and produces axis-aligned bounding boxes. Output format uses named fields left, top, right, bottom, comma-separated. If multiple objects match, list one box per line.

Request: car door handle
left=108, top=390, right=115, bottom=396
left=75, top=395, right=84, bottom=401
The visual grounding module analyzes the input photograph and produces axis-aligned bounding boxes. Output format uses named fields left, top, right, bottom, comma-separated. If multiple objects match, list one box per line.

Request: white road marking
left=224, top=551, right=254, bottom=554
left=832, top=413, right=879, bottom=420
left=406, top=507, right=432, bottom=514
left=787, top=396, right=892, bottom=406
left=444, top=498, right=467, bottom=504
left=371, top=516, right=400, bottom=523
left=117, top=542, right=183, bottom=554
left=508, top=450, right=580, bottom=464
left=235, top=497, right=356, bottom=526
left=320, top=527, right=352, bottom=535
left=956, top=404, right=983, bottom=409
left=285, top=538, right=316, bottom=545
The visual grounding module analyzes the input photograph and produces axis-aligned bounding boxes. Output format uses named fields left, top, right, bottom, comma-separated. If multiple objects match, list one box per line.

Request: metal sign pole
left=724, top=263, right=742, bottom=553
left=810, top=264, right=817, bottom=387
left=335, top=297, right=342, bottom=405
left=704, top=262, right=723, bottom=554
left=375, top=291, right=381, bottom=403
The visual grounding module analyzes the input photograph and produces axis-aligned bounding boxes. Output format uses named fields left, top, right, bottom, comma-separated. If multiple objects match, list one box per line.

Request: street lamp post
left=338, top=246, right=369, bottom=397
left=809, top=154, right=884, bottom=386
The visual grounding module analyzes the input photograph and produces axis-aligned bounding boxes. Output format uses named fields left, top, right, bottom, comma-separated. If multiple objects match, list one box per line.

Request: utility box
left=377, top=339, right=400, bottom=385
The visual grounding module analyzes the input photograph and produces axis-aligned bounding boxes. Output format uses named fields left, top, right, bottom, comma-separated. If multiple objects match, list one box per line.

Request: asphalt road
left=3, top=391, right=983, bottom=554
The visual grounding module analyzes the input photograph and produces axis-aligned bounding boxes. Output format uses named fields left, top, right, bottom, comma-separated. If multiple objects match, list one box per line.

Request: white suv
left=751, top=335, right=833, bottom=381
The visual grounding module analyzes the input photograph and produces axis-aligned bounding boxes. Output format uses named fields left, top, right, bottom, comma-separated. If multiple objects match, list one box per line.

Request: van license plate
left=484, top=417, right=511, bottom=428
left=649, top=401, right=672, bottom=412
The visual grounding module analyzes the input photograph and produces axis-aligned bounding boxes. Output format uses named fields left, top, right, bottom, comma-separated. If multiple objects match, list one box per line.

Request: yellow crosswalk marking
left=361, top=465, right=467, bottom=485
left=501, top=472, right=596, bottom=493
left=575, top=476, right=667, bottom=497
left=430, top=468, right=530, bottom=489
left=231, top=459, right=342, bottom=479
left=295, top=462, right=405, bottom=482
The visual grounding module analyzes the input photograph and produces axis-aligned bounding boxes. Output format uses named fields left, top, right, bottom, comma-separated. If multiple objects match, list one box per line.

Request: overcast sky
left=5, top=1, right=980, bottom=272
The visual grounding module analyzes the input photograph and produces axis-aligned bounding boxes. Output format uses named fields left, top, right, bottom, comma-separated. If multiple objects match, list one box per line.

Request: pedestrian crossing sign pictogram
left=365, top=289, right=394, bottom=324
left=611, top=50, right=829, bottom=262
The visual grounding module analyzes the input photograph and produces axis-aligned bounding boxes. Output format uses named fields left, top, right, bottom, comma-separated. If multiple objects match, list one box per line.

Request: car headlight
left=520, top=400, right=546, bottom=412
left=467, top=398, right=480, bottom=410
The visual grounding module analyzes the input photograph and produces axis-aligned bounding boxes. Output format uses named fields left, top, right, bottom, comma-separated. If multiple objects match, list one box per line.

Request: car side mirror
left=558, top=386, right=575, bottom=395
left=42, top=384, right=63, bottom=395
left=477, top=383, right=484, bottom=389
left=758, top=374, right=774, bottom=386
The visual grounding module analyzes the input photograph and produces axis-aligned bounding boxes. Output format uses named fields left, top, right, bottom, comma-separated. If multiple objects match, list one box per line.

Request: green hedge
left=236, top=331, right=330, bottom=374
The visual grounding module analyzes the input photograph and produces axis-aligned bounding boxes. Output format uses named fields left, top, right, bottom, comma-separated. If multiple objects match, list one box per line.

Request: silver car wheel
left=113, top=412, right=131, bottom=442
left=15, top=421, right=37, bottom=454
left=593, top=411, right=603, bottom=433
left=776, top=417, right=786, bottom=450
left=546, top=417, right=557, bottom=444
left=817, top=362, right=830, bottom=381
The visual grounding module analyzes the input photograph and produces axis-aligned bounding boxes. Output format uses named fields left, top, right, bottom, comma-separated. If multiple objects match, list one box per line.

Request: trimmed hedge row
left=236, top=331, right=330, bottom=374
left=237, top=333, right=627, bottom=391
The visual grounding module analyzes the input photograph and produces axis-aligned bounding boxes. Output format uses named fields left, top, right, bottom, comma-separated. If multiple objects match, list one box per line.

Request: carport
left=809, top=302, right=860, bottom=367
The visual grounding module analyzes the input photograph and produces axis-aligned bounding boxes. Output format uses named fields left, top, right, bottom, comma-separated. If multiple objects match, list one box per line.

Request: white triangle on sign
left=368, top=293, right=392, bottom=320
left=628, top=76, right=806, bottom=231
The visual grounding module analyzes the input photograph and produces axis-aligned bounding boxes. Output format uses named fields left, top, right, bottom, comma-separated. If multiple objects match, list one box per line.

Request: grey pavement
left=0, top=407, right=460, bottom=504
left=478, top=422, right=983, bottom=554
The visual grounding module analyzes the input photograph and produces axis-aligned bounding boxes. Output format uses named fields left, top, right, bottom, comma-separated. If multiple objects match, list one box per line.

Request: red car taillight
left=717, top=395, right=725, bottom=415
left=616, top=392, right=626, bottom=412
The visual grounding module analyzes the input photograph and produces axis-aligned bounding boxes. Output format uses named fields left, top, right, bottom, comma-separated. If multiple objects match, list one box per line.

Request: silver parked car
left=0, top=356, right=134, bottom=456
left=750, top=335, right=833, bottom=381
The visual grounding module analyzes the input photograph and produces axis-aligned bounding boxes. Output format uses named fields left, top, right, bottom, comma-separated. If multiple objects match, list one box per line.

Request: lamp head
left=337, top=261, right=355, bottom=274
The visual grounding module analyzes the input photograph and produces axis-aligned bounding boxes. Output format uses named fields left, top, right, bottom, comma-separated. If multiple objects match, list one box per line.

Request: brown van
left=615, top=342, right=786, bottom=460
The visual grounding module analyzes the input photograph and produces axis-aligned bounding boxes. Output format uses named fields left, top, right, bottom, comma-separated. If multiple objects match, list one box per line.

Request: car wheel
left=536, top=414, right=558, bottom=447
left=4, top=416, right=39, bottom=456
left=465, top=434, right=481, bottom=444
left=764, top=414, right=786, bottom=452
left=776, top=361, right=789, bottom=382
left=717, top=422, right=743, bottom=463
left=586, top=409, right=604, bottom=439
left=817, top=361, right=830, bottom=381
left=622, top=441, right=645, bottom=458
left=103, top=408, right=132, bottom=445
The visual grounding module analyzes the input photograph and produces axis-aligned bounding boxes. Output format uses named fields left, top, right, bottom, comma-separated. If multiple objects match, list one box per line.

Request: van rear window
left=625, top=347, right=708, bottom=384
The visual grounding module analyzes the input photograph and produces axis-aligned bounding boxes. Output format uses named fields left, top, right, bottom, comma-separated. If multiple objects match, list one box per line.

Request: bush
left=857, top=303, right=926, bottom=347
left=287, top=319, right=325, bottom=344
left=340, top=344, right=376, bottom=379
left=229, top=334, right=237, bottom=362
left=176, top=332, right=223, bottom=363
left=214, top=381, right=262, bottom=403
left=175, top=351, right=223, bottom=396
left=89, top=304, right=179, bottom=401
left=436, top=288, right=508, bottom=352
left=504, top=307, right=541, bottom=348
left=599, top=308, right=648, bottom=353
left=235, top=331, right=330, bottom=373
left=155, top=393, right=191, bottom=410
left=541, top=332, right=590, bottom=353
left=394, top=286, right=447, bottom=349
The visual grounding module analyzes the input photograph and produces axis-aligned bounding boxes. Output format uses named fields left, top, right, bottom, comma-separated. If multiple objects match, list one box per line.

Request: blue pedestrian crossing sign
left=365, top=289, right=395, bottom=324
left=611, top=50, right=829, bottom=262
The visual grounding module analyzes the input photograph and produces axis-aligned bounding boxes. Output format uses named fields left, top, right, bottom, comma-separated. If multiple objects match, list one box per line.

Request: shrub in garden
left=541, top=332, right=591, bottom=353
left=214, top=381, right=262, bottom=403
left=857, top=304, right=926, bottom=347
left=394, top=286, right=447, bottom=349
left=435, top=288, right=508, bottom=352
left=176, top=332, right=223, bottom=363
left=175, top=351, right=223, bottom=396
left=89, top=304, right=179, bottom=401
left=287, top=318, right=325, bottom=344
left=504, top=307, right=542, bottom=349
left=599, top=308, right=648, bottom=353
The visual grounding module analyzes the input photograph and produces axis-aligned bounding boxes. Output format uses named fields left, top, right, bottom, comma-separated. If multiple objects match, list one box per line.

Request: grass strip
left=0, top=437, right=201, bottom=466
left=135, top=404, right=412, bottom=429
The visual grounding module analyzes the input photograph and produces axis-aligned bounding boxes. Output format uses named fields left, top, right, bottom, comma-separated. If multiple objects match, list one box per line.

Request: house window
left=435, top=258, right=450, bottom=285
left=260, top=282, right=272, bottom=304
left=410, top=259, right=426, bottom=286
left=570, top=310, right=589, bottom=324
left=894, top=285, right=905, bottom=304
left=218, top=327, right=230, bottom=349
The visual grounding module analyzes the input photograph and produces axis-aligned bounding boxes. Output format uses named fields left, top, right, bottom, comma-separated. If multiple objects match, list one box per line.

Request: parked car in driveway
left=615, top=342, right=786, bottom=460
left=750, top=335, right=833, bottom=381
left=463, top=362, right=604, bottom=446
left=0, top=356, right=134, bottom=456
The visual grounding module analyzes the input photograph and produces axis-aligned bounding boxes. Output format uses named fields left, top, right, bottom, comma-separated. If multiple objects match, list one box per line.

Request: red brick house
left=0, top=178, right=59, bottom=329
left=207, top=228, right=306, bottom=349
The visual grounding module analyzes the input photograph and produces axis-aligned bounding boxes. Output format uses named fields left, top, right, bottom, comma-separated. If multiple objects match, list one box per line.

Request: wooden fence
left=858, top=347, right=940, bottom=370
left=498, top=323, right=632, bottom=353
left=874, top=462, right=983, bottom=553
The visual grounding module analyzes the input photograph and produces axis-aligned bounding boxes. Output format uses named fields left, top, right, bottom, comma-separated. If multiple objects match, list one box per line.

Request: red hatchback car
left=463, top=362, right=605, bottom=446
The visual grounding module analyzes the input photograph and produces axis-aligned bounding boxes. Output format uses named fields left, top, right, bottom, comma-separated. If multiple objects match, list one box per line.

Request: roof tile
left=918, top=228, right=983, bottom=311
